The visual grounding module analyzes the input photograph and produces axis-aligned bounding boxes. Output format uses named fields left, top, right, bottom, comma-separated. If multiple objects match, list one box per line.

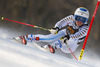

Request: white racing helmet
left=74, top=7, right=89, bottom=23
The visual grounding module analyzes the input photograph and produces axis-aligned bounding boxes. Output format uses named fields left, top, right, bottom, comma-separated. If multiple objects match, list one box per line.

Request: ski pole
left=65, top=42, right=78, bottom=61
left=1, top=17, right=51, bottom=32
left=79, top=0, right=100, bottom=60
left=58, top=39, right=78, bottom=61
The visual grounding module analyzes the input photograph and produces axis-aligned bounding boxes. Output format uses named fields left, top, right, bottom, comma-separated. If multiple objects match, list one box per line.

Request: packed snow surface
left=0, top=28, right=99, bottom=67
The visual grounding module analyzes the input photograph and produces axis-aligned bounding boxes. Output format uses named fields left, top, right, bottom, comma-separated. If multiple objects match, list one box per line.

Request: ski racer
left=14, top=7, right=89, bottom=54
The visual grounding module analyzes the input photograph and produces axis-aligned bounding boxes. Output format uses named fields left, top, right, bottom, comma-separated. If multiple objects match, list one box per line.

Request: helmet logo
left=78, top=11, right=88, bottom=16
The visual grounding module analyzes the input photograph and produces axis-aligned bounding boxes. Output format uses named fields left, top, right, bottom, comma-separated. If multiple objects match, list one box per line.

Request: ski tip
left=1, top=17, right=4, bottom=20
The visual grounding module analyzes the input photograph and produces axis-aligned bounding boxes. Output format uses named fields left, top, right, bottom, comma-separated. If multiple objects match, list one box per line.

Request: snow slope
left=0, top=37, right=96, bottom=67
left=0, top=28, right=97, bottom=67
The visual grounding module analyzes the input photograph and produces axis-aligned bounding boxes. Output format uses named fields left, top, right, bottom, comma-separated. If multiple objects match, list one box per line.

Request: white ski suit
left=26, top=15, right=89, bottom=53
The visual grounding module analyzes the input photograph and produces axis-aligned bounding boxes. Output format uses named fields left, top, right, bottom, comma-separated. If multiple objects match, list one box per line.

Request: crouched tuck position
left=14, top=7, right=89, bottom=53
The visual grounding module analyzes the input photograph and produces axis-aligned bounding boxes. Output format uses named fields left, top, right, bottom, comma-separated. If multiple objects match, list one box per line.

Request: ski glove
left=62, top=35, right=70, bottom=43
left=50, top=27, right=59, bottom=34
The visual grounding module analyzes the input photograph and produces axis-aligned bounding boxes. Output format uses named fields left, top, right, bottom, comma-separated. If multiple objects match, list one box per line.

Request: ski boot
left=13, top=36, right=27, bottom=45
left=43, top=45, right=55, bottom=53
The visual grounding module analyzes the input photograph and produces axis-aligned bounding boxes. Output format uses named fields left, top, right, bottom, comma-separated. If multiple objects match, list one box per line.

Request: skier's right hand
left=50, top=27, right=59, bottom=34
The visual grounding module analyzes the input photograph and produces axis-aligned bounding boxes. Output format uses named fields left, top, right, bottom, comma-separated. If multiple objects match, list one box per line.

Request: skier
left=14, top=7, right=89, bottom=54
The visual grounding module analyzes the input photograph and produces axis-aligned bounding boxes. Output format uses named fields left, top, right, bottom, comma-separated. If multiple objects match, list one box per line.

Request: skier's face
left=75, top=21, right=83, bottom=26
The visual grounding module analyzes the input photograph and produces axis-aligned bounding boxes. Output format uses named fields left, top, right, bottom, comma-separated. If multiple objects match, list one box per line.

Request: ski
left=33, top=43, right=55, bottom=53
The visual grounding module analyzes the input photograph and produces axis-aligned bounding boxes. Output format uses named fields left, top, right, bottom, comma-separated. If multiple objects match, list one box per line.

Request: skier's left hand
left=63, top=38, right=67, bottom=43
left=50, top=27, right=59, bottom=34
left=62, top=35, right=70, bottom=43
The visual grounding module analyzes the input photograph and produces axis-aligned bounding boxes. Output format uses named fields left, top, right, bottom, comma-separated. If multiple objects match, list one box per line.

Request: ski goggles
left=74, top=15, right=88, bottom=24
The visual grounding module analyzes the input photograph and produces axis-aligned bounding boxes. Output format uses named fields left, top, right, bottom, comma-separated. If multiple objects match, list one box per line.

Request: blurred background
left=0, top=0, right=100, bottom=61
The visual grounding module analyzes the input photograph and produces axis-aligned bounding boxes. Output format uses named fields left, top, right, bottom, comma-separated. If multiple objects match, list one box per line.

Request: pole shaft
left=4, top=18, right=35, bottom=27
left=79, top=1, right=100, bottom=60
left=82, top=1, right=100, bottom=50
left=66, top=43, right=78, bottom=61
left=3, top=18, right=50, bottom=31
